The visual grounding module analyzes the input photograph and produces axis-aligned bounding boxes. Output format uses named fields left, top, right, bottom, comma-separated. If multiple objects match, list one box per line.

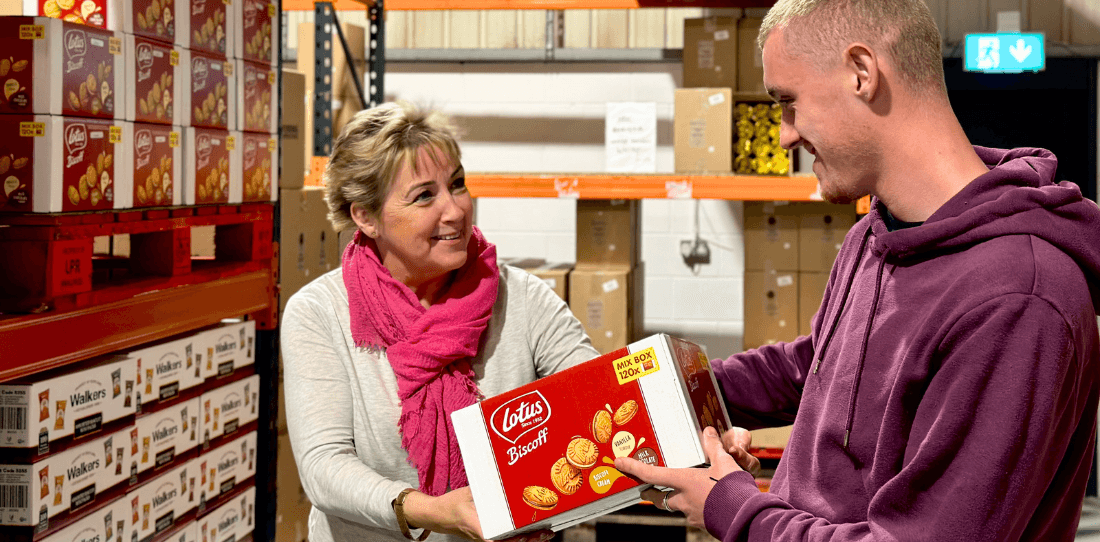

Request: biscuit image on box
left=565, top=437, right=598, bottom=470
left=592, top=410, right=613, bottom=443
left=550, top=458, right=583, bottom=496
left=522, top=486, right=558, bottom=511
left=613, top=400, right=638, bottom=426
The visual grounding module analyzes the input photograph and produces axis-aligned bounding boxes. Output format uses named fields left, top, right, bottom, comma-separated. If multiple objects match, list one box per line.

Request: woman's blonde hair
left=323, top=102, right=462, bottom=232
left=758, top=0, right=946, bottom=98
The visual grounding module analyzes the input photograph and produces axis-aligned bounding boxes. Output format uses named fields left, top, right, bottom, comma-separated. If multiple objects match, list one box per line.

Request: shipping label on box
left=134, top=397, right=200, bottom=484
left=453, top=334, right=730, bottom=540
left=236, top=60, right=275, bottom=134
left=127, top=333, right=204, bottom=411
left=125, top=36, right=181, bottom=125
left=183, top=50, right=235, bottom=130
left=234, top=0, right=274, bottom=65
left=122, top=0, right=182, bottom=44
left=195, top=485, right=254, bottom=542
left=0, top=18, right=125, bottom=118
left=240, top=132, right=274, bottom=202
left=130, top=459, right=199, bottom=542
left=0, top=356, right=135, bottom=454
left=37, top=498, right=129, bottom=542
left=186, top=0, right=231, bottom=56
left=128, top=122, right=182, bottom=208
left=197, top=431, right=256, bottom=513
left=183, top=127, right=240, bottom=205
left=0, top=425, right=133, bottom=531
left=199, top=375, right=259, bottom=449
left=20, top=0, right=123, bottom=29
left=198, top=321, right=255, bottom=383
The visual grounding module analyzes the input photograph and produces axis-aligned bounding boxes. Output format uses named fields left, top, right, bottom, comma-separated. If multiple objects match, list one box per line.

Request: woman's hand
left=402, top=486, right=484, bottom=540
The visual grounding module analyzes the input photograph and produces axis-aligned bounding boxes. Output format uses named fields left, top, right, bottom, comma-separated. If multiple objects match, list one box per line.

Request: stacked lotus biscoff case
left=454, top=334, right=732, bottom=540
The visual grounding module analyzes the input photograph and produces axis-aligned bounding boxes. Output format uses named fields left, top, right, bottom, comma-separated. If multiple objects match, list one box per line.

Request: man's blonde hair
left=758, top=0, right=945, bottom=97
left=323, top=102, right=462, bottom=232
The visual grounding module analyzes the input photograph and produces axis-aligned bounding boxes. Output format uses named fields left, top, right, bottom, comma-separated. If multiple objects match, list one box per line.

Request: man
left=616, top=0, right=1100, bottom=540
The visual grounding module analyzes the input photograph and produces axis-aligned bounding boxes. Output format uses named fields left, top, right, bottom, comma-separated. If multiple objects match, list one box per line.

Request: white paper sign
left=605, top=102, right=657, bottom=173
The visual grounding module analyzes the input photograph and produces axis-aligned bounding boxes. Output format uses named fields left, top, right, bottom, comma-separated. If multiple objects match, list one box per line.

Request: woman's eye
left=414, top=190, right=434, bottom=203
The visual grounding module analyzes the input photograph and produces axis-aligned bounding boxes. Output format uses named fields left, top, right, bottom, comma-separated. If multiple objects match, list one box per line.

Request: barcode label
left=1, top=406, right=27, bottom=431
left=0, top=483, right=28, bottom=509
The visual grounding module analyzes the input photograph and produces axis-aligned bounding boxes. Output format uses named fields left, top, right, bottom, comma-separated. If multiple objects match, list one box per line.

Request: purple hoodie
left=706, top=147, right=1100, bottom=541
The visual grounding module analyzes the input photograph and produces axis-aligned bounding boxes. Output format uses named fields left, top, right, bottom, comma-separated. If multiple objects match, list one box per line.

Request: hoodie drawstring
left=812, top=226, right=873, bottom=375
left=843, top=252, right=887, bottom=450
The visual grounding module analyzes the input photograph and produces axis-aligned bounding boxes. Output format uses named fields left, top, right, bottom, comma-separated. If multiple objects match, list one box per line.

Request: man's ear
left=349, top=203, right=379, bottom=238
left=846, top=43, right=879, bottom=102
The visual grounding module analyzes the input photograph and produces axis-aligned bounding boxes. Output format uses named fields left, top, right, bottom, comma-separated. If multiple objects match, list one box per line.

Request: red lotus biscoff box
left=183, top=127, right=241, bottom=205
left=124, top=35, right=183, bottom=125
left=233, top=0, right=274, bottom=65
left=453, top=334, right=731, bottom=540
left=240, top=131, right=275, bottom=202
left=122, top=0, right=185, bottom=46
left=126, top=122, right=182, bottom=208
left=0, top=115, right=131, bottom=212
left=185, top=0, right=232, bottom=56
left=181, top=49, right=236, bottom=130
left=0, top=17, right=125, bottom=118
left=17, top=0, right=123, bottom=30
left=235, top=59, right=275, bottom=133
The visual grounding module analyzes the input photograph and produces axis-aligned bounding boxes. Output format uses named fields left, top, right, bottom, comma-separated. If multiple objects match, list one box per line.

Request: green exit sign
left=965, top=33, right=1045, bottom=73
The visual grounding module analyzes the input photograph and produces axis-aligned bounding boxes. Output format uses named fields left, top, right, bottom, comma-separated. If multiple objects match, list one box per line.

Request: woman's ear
left=349, top=203, right=379, bottom=238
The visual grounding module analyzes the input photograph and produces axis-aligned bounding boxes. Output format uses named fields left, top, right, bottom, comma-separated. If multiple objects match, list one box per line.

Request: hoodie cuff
left=704, top=471, right=760, bottom=540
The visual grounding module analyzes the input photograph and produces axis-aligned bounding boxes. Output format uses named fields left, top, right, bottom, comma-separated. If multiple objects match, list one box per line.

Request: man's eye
left=452, top=177, right=467, bottom=191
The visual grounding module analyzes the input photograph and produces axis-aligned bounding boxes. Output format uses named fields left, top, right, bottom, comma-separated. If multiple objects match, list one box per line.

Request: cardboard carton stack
left=571, top=200, right=643, bottom=354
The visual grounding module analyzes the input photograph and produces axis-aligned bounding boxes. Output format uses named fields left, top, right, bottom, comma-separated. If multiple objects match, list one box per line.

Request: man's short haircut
left=758, top=0, right=946, bottom=97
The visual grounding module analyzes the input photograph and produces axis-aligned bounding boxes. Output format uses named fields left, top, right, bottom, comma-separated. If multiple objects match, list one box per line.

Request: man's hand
left=613, top=426, right=743, bottom=528
left=722, top=427, right=761, bottom=478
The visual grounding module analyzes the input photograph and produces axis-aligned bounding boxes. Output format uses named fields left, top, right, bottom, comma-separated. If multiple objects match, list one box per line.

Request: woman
left=281, top=102, right=599, bottom=542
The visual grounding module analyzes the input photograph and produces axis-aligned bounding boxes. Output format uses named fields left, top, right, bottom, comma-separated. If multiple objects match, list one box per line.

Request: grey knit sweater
left=281, top=264, right=599, bottom=542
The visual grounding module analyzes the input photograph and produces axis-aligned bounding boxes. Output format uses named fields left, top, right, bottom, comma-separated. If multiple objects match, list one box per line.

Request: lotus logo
left=136, top=130, right=153, bottom=157
left=243, top=138, right=256, bottom=168
left=136, top=44, right=154, bottom=70
left=65, top=124, right=88, bottom=154
left=489, top=391, right=550, bottom=444
left=65, top=30, right=87, bottom=56
left=192, top=58, right=209, bottom=92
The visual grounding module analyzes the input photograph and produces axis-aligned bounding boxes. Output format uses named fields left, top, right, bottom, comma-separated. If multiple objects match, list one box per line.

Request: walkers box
left=0, top=356, right=135, bottom=457
left=233, top=0, right=275, bottom=65
left=0, top=115, right=129, bottom=212
left=134, top=397, right=201, bottom=485
left=124, top=36, right=183, bottom=125
left=35, top=498, right=128, bottom=542
left=235, top=59, right=276, bottom=134
left=182, top=127, right=242, bottom=205
left=195, top=485, right=255, bottom=542
left=11, top=0, right=123, bottom=30
left=0, top=17, right=125, bottom=118
left=0, top=426, right=133, bottom=536
left=129, top=459, right=199, bottom=542
left=158, top=521, right=197, bottom=542
left=196, top=320, right=256, bottom=384
left=124, top=331, right=205, bottom=413
left=199, top=375, right=259, bottom=450
left=125, top=122, right=182, bottom=208
left=453, top=334, right=731, bottom=540
left=196, top=431, right=256, bottom=514
left=185, top=0, right=233, bottom=57
left=122, top=0, right=185, bottom=45
left=181, top=49, right=236, bottom=131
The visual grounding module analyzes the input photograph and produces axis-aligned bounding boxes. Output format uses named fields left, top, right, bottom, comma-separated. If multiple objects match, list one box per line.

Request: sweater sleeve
left=520, top=271, right=601, bottom=377
left=280, top=288, right=414, bottom=533
left=705, top=293, right=1083, bottom=541
left=710, top=336, right=813, bottom=429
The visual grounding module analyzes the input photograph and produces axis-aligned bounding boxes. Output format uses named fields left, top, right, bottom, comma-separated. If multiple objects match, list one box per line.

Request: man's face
left=762, top=27, right=876, bottom=204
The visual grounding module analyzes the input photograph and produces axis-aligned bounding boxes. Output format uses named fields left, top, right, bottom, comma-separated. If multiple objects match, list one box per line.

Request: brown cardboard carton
left=673, top=88, right=732, bottom=173
left=280, top=69, right=306, bottom=189
left=124, top=35, right=183, bottom=125
left=569, top=265, right=635, bottom=355
left=743, top=270, right=799, bottom=349
left=798, top=203, right=857, bottom=273
left=240, top=131, right=276, bottom=201
left=506, top=259, right=571, bottom=301
left=279, top=187, right=336, bottom=315
left=682, top=17, right=738, bottom=89
left=744, top=202, right=799, bottom=272
left=737, top=17, right=765, bottom=94
left=798, top=271, right=829, bottom=336
left=276, top=433, right=310, bottom=542
left=750, top=426, right=793, bottom=449
left=576, top=199, right=639, bottom=267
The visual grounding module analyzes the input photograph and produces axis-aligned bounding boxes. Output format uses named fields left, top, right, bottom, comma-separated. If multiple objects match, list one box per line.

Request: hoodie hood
left=872, top=146, right=1100, bottom=313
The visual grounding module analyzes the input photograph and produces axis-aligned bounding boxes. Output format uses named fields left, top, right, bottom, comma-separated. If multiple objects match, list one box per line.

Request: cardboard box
left=673, top=88, right=732, bottom=174
left=126, top=122, right=182, bottom=208
left=279, top=69, right=306, bottom=189
left=197, top=320, right=256, bottom=384
left=576, top=200, right=638, bottom=267
left=124, top=36, right=182, bottom=125
left=182, top=127, right=242, bottom=205
left=235, top=59, right=275, bottom=134
left=798, top=203, right=856, bottom=273
left=233, top=0, right=275, bottom=65
left=121, top=0, right=185, bottom=45
left=798, top=271, right=829, bottom=336
left=240, top=131, right=276, bottom=201
left=129, top=459, right=199, bottom=542
left=194, top=485, right=255, bottom=542
left=744, top=202, right=799, bottom=272
left=682, top=17, right=738, bottom=89
left=737, top=18, right=765, bottom=94
left=569, top=265, right=637, bottom=355
left=157, top=521, right=198, bottom=542
left=36, top=498, right=129, bottom=542
left=453, top=334, right=732, bottom=540
left=185, top=0, right=232, bottom=56
left=278, top=187, right=339, bottom=315
left=0, top=115, right=130, bottom=212
left=275, top=434, right=309, bottom=542
left=196, top=431, right=257, bottom=514
left=743, top=270, right=799, bottom=349
left=199, top=374, right=260, bottom=450
left=0, top=18, right=124, bottom=118
left=750, top=426, right=793, bottom=449
left=0, top=356, right=136, bottom=455
left=125, top=331, right=205, bottom=412
left=0, top=426, right=132, bottom=535
left=134, top=397, right=201, bottom=485
left=12, top=0, right=122, bottom=30
left=181, top=49, right=236, bottom=130
left=527, top=263, right=572, bottom=302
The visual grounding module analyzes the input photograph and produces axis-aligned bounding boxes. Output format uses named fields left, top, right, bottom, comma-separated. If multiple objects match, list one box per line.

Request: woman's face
left=358, top=146, right=472, bottom=288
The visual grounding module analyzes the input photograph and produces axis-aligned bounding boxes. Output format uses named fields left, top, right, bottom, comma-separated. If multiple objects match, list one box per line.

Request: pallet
left=0, top=204, right=276, bottom=321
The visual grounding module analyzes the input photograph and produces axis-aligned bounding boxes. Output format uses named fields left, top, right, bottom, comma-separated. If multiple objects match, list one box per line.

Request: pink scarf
left=341, top=226, right=499, bottom=496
